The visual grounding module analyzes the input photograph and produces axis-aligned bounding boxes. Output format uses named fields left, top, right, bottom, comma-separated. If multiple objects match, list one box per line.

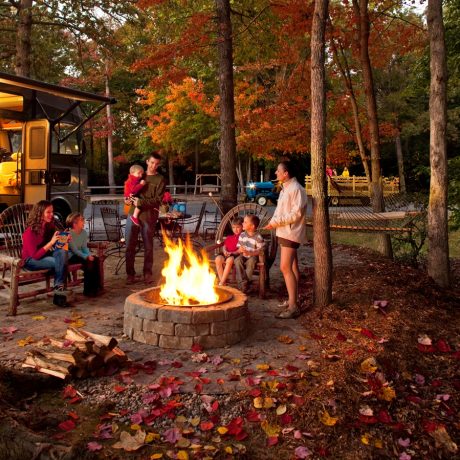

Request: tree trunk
left=105, top=63, right=115, bottom=193
left=395, top=130, right=406, bottom=193
left=311, top=0, right=332, bottom=308
left=353, top=0, right=392, bottom=257
left=330, top=36, right=370, bottom=183
left=427, top=0, right=450, bottom=287
left=15, top=0, right=33, bottom=77
left=194, top=143, right=199, bottom=174
left=168, top=156, right=174, bottom=187
left=215, top=0, right=237, bottom=213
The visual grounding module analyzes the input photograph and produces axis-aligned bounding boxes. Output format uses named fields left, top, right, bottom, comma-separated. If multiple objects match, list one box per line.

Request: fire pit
left=123, top=234, right=249, bottom=349
left=124, top=285, right=248, bottom=349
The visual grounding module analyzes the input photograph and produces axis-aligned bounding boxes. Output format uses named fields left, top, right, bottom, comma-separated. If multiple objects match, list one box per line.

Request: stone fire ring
left=123, top=285, right=248, bottom=350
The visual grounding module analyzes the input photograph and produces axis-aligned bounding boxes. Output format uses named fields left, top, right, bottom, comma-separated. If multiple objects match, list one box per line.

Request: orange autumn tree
left=137, top=77, right=218, bottom=185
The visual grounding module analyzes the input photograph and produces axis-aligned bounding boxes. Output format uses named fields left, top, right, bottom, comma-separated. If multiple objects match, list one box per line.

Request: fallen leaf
left=150, top=454, right=163, bottom=459
left=17, top=336, right=35, bottom=347
left=319, top=411, right=338, bottom=426
left=1, top=326, right=18, bottom=334
left=177, top=451, right=189, bottom=460
left=430, top=426, right=458, bottom=453
left=277, top=335, right=294, bottom=344
left=295, top=446, right=312, bottom=458
left=32, top=315, right=46, bottom=321
left=276, top=404, right=287, bottom=415
left=87, top=441, right=103, bottom=451
left=360, top=357, right=378, bottom=374
left=418, top=334, right=432, bottom=345
left=58, top=419, right=76, bottom=431
left=256, top=363, right=270, bottom=371
left=113, top=430, right=146, bottom=451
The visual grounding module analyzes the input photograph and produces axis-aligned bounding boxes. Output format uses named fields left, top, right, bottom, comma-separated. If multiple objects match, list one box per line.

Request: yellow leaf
left=204, top=445, right=217, bottom=451
left=319, top=411, right=338, bottom=426
left=130, top=424, right=141, bottom=431
left=264, top=380, right=279, bottom=391
left=225, top=446, right=233, bottom=454
left=32, top=315, right=46, bottom=321
left=360, top=358, right=378, bottom=374
left=374, top=439, right=383, bottom=449
left=176, top=438, right=191, bottom=448
left=256, top=364, right=270, bottom=371
left=361, top=433, right=371, bottom=445
left=217, top=426, right=228, bottom=435
left=231, top=358, right=241, bottom=364
left=310, top=371, right=320, bottom=377
left=277, top=335, right=294, bottom=344
left=264, top=397, right=275, bottom=409
left=70, top=319, right=85, bottom=328
left=253, top=397, right=263, bottom=409
left=276, top=404, right=287, bottom=415
left=261, top=420, right=281, bottom=437
left=150, top=454, right=163, bottom=460
left=175, top=415, right=187, bottom=424
left=379, top=386, right=396, bottom=401
left=145, top=432, right=159, bottom=443
left=177, top=450, right=189, bottom=459
left=17, top=336, right=34, bottom=347
left=112, top=423, right=119, bottom=433
left=190, top=416, right=201, bottom=426
left=298, top=345, right=308, bottom=351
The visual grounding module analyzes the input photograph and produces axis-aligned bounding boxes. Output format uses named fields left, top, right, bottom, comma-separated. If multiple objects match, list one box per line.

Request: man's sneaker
left=275, top=306, right=301, bottom=319
left=130, top=215, right=140, bottom=226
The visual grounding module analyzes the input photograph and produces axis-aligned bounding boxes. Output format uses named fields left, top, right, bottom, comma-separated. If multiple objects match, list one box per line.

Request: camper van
left=0, top=72, right=114, bottom=221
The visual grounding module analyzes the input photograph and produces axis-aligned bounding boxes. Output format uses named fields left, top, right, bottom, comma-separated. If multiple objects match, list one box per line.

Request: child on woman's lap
left=215, top=217, right=243, bottom=286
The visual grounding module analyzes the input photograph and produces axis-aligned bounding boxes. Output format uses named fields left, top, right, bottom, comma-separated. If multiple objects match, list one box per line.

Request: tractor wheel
left=330, top=196, right=339, bottom=206
left=256, top=195, right=268, bottom=206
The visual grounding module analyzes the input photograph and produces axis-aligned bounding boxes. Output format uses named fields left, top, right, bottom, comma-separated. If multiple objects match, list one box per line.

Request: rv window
left=30, top=127, right=46, bottom=159
left=50, top=168, right=71, bottom=185
left=0, top=91, right=23, bottom=112
left=51, top=131, right=79, bottom=155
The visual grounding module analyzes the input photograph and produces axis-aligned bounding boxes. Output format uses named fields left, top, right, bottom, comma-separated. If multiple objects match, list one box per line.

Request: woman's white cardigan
left=269, top=177, right=308, bottom=244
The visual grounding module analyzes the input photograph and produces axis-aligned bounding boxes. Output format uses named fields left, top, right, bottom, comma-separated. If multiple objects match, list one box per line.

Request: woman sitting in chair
left=22, top=200, right=70, bottom=307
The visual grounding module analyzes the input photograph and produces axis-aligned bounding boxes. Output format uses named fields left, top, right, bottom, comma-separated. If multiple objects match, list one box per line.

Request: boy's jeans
left=234, top=255, right=258, bottom=285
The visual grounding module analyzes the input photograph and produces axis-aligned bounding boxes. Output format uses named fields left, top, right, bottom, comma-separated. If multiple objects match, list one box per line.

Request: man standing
left=125, top=152, right=165, bottom=284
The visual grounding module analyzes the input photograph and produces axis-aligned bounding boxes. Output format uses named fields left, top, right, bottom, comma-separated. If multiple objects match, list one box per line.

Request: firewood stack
left=22, top=327, right=128, bottom=379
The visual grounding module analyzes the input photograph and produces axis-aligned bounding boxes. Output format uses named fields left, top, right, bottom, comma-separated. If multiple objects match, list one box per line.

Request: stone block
left=226, top=330, right=246, bottom=345
left=158, top=307, right=193, bottom=324
left=192, top=307, right=225, bottom=324
left=132, top=316, right=144, bottom=331
left=144, top=320, right=175, bottom=335
left=136, top=306, right=158, bottom=320
left=159, top=334, right=193, bottom=349
left=224, top=304, right=248, bottom=320
left=143, top=331, right=159, bottom=346
left=175, top=323, right=210, bottom=337
left=133, top=329, right=146, bottom=343
left=210, top=316, right=247, bottom=335
left=194, top=334, right=228, bottom=349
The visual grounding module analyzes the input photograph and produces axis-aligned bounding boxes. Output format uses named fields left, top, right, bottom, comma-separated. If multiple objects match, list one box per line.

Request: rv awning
left=0, top=72, right=116, bottom=104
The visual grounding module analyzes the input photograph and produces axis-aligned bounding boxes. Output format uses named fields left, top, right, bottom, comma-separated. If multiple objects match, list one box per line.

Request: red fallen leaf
left=422, top=419, right=439, bottom=433
left=336, top=332, right=347, bottom=342
left=345, top=349, right=355, bottom=356
left=280, top=413, right=293, bottom=425
left=451, top=351, right=460, bottom=360
left=267, top=370, right=279, bottom=376
left=267, top=435, right=279, bottom=446
left=211, top=401, right=219, bottom=412
left=431, top=379, right=443, bottom=387
left=358, top=414, right=378, bottom=424
left=191, top=343, right=202, bottom=352
left=417, top=343, right=436, bottom=353
left=286, top=364, right=299, bottom=372
left=199, top=377, right=211, bottom=384
left=216, top=378, right=225, bottom=385
left=87, top=442, right=103, bottom=452
left=249, top=388, right=262, bottom=397
left=194, top=383, right=203, bottom=393
left=316, top=446, right=330, bottom=457
left=310, top=333, right=326, bottom=340
left=68, top=396, right=82, bottom=404
left=68, top=411, right=79, bottom=420
left=228, top=373, right=240, bottom=381
left=99, top=413, right=115, bottom=421
left=292, top=395, right=305, bottom=406
left=360, top=328, right=376, bottom=339
left=390, top=422, right=406, bottom=431
left=235, top=429, right=248, bottom=441
left=171, top=361, right=183, bottom=368
left=58, top=419, right=76, bottom=431
left=378, top=410, right=392, bottom=424
left=62, top=385, right=77, bottom=399
left=406, top=395, right=422, bottom=404
left=246, top=410, right=262, bottom=422
left=452, top=380, right=460, bottom=390
left=243, top=368, right=255, bottom=375
left=113, top=385, right=127, bottom=393
left=435, top=339, right=451, bottom=353
left=200, top=421, right=214, bottom=431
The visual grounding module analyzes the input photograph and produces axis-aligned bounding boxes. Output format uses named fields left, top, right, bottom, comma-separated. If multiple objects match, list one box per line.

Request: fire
left=160, top=233, right=218, bottom=306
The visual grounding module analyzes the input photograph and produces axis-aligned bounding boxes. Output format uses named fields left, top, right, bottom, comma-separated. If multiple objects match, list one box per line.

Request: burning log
left=21, top=328, right=128, bottom=379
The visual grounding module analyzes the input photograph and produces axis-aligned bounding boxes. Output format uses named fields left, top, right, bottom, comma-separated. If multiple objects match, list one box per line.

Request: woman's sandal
left=275, top=305, right=301, bottom=319
left=277, top=300, right=289, bottom=308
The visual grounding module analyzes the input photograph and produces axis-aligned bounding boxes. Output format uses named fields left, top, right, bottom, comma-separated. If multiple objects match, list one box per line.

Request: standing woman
left=22, top=200, right=70, bottom=306
left=264, top=161, right=308, bottom=318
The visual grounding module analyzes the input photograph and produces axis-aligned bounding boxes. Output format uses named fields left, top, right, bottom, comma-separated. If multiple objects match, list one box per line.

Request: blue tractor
left=245, top=180, right=280, bottom=206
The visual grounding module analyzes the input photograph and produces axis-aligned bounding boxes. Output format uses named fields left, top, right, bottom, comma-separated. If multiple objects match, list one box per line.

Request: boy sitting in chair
left=234, top=214, right=265, bottom=293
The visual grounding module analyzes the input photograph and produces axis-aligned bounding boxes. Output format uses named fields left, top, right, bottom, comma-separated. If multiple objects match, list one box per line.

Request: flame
left=160, top=233, right=218, bottom=306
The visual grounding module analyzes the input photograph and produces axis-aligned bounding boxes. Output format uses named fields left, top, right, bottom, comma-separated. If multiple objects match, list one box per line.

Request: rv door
left=24, top=119, right=49, bottom=203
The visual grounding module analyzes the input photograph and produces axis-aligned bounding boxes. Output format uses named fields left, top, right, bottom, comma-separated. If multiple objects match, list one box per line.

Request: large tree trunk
left=15, top=0, right=33, bottom=77
left=353, top=0, right=392, bottom=257
left=395, top=130, right=406, bottom=193
left=105, top=63, right=115, bottom=193
left=168, top=156, right=174, bottom=187
left=215, top=0, right=237, bottom=213
left=427, top=0, right=450, bottom=287
left=311, top=0, right=332, bottom=308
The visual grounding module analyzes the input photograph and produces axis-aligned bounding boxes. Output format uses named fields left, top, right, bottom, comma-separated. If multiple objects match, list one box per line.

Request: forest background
left=0, top=0, right=459, bottom=227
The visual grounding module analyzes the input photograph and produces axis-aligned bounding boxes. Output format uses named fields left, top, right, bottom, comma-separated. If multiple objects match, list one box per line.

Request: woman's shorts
left=277, top=237, right=300, bottom=249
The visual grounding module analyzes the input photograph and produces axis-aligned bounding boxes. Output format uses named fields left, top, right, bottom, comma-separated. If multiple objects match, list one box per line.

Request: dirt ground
left=0, top=243, right=458, bottom=460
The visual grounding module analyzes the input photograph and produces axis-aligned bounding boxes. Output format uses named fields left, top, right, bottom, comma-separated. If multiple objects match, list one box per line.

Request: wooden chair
left=0, top=204, right=107, bottom=316
left=207, top=203, right=278, bottom=298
